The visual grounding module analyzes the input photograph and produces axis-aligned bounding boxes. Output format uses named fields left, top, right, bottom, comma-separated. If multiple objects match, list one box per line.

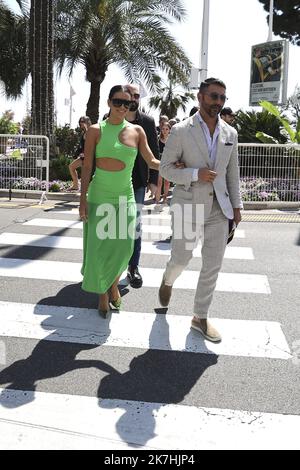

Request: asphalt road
left=0, top=199, right=299, bottom=449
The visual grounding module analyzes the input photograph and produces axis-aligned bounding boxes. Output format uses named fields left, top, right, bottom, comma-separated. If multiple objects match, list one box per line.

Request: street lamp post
left=267, top=0, right=274, bottom=41
left=199, top=0, right=210, bottom=83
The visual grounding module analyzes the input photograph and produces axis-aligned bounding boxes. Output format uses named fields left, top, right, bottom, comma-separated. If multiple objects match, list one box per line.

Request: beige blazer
left=160, top=113, right=243, bottom=220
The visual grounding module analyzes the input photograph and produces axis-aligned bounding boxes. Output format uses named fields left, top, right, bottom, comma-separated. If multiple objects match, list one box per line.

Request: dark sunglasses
left=111, top=98, right=132, bottom=109
left=204, top=92, right=227, bottom=103
left=79, top=120, right=86, bottom=124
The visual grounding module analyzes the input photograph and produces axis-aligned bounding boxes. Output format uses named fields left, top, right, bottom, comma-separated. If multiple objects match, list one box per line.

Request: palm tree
left=56, top=0, right=192, bottom=123
left=257, top=100, right=300, bottom=144
left=149, top=73, right=195, bottom=119
left=233, top=109, right=287, bottom=144
left=29, top=0, right=55, bottom=137
left=0, top=1, right=28, bottom=97
left=0, top=0, right=55, bottom=138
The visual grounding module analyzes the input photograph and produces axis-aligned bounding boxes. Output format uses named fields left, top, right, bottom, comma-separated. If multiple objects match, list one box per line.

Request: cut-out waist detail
left=96, top=157, right=126, bottom=172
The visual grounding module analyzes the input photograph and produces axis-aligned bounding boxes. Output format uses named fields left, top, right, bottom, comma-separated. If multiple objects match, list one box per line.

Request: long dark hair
left=108, top=85, right=131, bottom=100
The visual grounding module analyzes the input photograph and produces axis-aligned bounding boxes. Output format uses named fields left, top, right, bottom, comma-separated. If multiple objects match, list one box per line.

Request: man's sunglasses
left=111, top=98, right=132, bottom=109
left=204, top=92, right=227, bottom=103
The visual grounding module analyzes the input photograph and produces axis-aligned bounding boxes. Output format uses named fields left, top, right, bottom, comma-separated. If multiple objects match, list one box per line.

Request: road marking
left=24, top=218, right=83, bottom=229
left=0, top=259, right=269, bottom=293
left=23, top=218, right=246, bottom=238
left=140, top=241, right=254, bottom=259
left=0, top=301, right=289, bottom=359
left=0, top=233, right=254, bottom=260
left=0, top=388, right=298, bottom=449
left=0, top=233, right=83, bottom=250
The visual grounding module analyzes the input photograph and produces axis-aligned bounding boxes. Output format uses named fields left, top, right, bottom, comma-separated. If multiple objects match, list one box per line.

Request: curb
left=0, top=190, right=299, bottom=210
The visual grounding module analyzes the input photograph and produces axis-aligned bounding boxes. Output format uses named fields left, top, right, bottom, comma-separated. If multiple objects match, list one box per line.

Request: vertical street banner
left=249, top=40, right=289, bottom=106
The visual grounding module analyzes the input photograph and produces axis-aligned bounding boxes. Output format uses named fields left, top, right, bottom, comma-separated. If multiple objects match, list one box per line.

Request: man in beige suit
left=158, top=77, right=243, bottom=342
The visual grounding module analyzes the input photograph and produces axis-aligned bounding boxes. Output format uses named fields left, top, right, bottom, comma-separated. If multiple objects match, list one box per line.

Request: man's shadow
left=0, top=283, right=114, bottom=407
left=97, top=309, right=218, bottom=448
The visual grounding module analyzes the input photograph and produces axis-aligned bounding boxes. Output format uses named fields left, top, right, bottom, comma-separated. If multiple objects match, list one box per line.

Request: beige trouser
left=163, top=196, right=228, bottom=319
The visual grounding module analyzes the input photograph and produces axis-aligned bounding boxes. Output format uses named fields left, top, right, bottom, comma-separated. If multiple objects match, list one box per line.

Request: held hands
left=174, top=161, right=185, bottom=169
left=79, top=199, right=88, bottom=222
left=198, top=168, right=217, bottom=183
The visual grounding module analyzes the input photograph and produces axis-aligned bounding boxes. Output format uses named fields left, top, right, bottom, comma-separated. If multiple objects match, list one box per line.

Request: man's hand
left=233, top=208, right=242, bottom=226
left=198, top=168, right=217, bottom=182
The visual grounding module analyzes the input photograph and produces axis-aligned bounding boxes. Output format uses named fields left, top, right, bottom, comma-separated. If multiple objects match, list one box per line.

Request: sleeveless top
left=94, top=120, right=138, bottom=196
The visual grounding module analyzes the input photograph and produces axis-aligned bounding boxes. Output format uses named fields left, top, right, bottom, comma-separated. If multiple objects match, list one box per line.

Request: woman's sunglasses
left=111, top=98, right=132, bottom=109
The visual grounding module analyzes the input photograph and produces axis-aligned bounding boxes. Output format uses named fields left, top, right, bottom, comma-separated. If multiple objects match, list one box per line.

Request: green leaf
left=280, top=118, right=295, bottom=142
left=259, top=100, right=281, bottom=118
left=255, top=131, right=279, bottom=144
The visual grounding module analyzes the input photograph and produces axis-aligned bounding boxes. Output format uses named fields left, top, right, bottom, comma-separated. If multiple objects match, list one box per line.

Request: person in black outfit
left=125, top=84, right=160, bottom=288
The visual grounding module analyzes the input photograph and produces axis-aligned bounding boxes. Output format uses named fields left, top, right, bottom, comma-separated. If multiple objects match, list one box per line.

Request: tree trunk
left=29, top=0, right=55, bottom=138
left=86, top=80, right=102, bottom=124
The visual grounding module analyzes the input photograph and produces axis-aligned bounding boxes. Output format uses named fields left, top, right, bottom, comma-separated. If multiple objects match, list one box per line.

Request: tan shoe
left=191, top=318, right=222, bottom=343
left=158, top=278, right=172, bottom=307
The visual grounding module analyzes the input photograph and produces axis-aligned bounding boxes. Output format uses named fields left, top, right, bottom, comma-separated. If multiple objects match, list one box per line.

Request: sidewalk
left=1, top=188, right=300, bottom=209
left=0, top=192, right=299, bottom=223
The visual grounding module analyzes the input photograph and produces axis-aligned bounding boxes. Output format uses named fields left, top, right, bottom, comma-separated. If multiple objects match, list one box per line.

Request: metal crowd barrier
left=0, top=134, right=49, bottom=200
left=238, top=143, right=300, bottom=203
left=0, top=136, right=299, bottom=204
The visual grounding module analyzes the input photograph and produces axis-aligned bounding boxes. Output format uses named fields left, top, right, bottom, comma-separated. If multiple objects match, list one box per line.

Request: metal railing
left=0, top=134, right=49, bottom=199
left=0, top=137, right=299, bottom=204
left=238, top=143, right=300, bottom=203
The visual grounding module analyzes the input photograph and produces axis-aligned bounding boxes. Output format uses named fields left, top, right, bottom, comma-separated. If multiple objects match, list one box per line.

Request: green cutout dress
left=81, top=120, right=138, bottom=294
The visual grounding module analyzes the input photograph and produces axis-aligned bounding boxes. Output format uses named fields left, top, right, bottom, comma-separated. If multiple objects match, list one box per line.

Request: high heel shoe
left=108, top=288, right=122, bottom=309
left=110, top=296, right=122, bottom=309
left=98, top=294, right=110, bottom=318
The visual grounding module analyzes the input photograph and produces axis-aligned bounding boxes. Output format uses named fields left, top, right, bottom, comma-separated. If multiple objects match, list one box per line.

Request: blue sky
left=1, top=0, right=299, bottom=126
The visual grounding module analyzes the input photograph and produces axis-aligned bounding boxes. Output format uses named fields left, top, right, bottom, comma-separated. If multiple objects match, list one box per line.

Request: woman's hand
left=174, top=161, right=185, bottom=169
left=79, top=199, right=88, bottom=222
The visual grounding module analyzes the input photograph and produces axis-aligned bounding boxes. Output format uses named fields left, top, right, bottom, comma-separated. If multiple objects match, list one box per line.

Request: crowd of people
left=77, top=78, right=241, bottom=343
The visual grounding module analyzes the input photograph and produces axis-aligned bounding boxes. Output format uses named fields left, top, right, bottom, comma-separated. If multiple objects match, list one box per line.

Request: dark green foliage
left=55, top=124, right=82, bottom=157
left=0, top=2, right=29, bottom=97
left=258, top=0, right=300, bottom=46
left=49, top=154, right=74, bottom=181
left=233, top=109, right=288, bottom=143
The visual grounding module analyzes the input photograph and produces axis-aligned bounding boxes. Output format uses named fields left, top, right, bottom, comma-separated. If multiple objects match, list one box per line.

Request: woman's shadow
left=0, top=287, right=219, bottom=449
left=0, top=283, right=114, bottom=407
left=97, top=308, right=218, bottom=448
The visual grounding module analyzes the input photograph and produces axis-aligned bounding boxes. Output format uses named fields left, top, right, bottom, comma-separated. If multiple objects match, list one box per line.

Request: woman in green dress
left=79, top=85, right=160, bottom=317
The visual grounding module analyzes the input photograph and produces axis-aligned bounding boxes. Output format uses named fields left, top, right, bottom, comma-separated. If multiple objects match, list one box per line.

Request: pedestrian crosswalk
left=0, top=204, right=297, bottom=450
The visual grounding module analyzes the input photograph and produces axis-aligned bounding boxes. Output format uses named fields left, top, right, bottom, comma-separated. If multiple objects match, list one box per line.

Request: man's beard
left=129, top=101, right=139, bottom=112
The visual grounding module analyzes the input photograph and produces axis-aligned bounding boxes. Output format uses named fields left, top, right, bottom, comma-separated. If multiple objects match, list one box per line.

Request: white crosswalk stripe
left=0, top=258, right=269, bottom=293
left=0, top=301, right=290, bottom=359
left=0, top=388, right=299, bottom=450
left=23, top=217, right=246, bottom=238
left=0, top=233, right=254, bottom=259
left=0, top=207, right=295, bottom=449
